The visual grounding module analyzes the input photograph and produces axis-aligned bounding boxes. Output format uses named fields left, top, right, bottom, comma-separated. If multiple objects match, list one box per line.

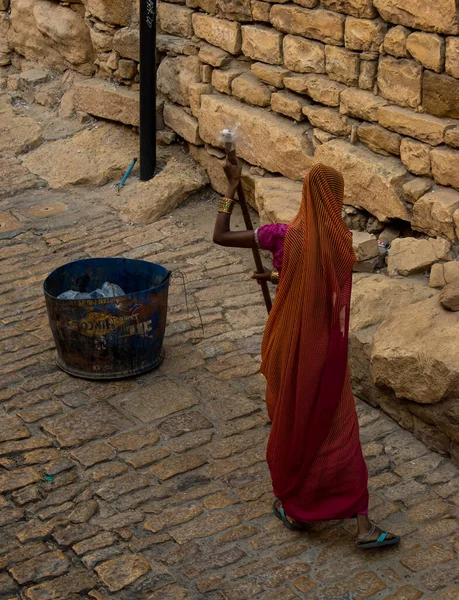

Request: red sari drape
left=261, top=164, right=368, bottom=521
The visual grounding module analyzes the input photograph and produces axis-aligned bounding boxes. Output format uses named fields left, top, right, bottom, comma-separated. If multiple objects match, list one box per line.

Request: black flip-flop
left=357, top=526, right=401, bottom=550
left=273, top=500, right=308, bottom=531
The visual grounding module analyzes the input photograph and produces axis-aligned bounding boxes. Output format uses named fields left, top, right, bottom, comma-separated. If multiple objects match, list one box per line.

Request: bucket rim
left=43, top=257, right=171, bottom=301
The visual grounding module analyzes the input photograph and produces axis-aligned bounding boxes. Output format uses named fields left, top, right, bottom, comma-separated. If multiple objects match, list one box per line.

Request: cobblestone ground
left=1, top=186, right=459, bottom=600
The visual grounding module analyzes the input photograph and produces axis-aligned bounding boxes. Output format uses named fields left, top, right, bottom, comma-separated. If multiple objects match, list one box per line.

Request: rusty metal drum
left=43, top=258, right=170, bottom=380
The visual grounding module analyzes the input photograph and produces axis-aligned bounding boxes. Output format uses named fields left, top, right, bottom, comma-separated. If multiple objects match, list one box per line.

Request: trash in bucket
left=58, top=282, right=126, bottom=301
left=44, top=258, right=171, bottom=380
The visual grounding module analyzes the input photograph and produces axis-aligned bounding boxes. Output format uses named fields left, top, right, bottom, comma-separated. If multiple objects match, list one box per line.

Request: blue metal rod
left=118, top=157, right=137, bottom=192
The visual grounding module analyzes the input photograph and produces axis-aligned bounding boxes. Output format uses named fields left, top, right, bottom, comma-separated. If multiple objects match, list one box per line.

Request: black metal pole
left=140, top=0, right=157, bottom=181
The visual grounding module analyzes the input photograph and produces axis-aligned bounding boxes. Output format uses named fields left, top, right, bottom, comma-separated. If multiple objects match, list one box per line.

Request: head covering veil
left=261, top=163, right=360, bottom=505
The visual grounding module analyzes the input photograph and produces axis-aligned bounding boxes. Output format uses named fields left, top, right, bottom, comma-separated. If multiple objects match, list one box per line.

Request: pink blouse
left=255, top=223, right=289, bottom=271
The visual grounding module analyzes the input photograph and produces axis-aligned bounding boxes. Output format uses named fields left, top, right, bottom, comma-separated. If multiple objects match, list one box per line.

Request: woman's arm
left=212, top=160, right=257, bottom=249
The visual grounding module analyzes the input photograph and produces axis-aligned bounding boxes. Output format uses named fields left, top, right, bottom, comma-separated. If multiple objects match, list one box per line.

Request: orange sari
left=261, top=164, right=368, bottom=521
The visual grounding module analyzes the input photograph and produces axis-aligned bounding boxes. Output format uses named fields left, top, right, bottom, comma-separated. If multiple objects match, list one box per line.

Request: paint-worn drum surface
left=43, top=258, right=170, bottom=380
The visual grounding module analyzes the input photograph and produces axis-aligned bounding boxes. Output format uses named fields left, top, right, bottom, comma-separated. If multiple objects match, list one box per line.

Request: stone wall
left=1, top=0, right=459, bottom=462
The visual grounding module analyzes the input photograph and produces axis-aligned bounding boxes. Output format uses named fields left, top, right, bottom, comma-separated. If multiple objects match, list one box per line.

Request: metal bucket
left=43, top=258, right=170, bottom=380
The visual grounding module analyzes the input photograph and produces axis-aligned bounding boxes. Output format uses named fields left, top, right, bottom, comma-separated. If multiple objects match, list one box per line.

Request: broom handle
left=226, top=148, right=272, bottom=314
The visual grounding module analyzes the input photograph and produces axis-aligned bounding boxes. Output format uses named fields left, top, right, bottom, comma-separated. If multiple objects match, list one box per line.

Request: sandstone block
left=383, top=25, right=410, bottom=57
left=203, top=64, right=213, bottom=84
left=201, top=64, right=213, bottom=87
left=292, top=0, right=318, bottom=6
left=378, top=56, right=422, bottom=108
left=400, top=139, right=431, bottom=176
left=303, top=105, right=351, bottom=135
left=241, top=24, right=283, bottom=64
left=19, top=69, right=49, bottom=88
left=74, top=79, right=139, bottom=126
left=25, top=572, right=95, bottom=600
left=158, top=3, right=194, bottom=37
left=378, top=105, right=450, bottom=146
left=187, top=0, right=217, bottom=12
left=314, top=573, right=386, bottom=600
left=314, top=128, right=335, bottom=149
left=198, top=94, right=314, bottom=180
left=191, top=145, right=258, bottom=201
left=217, top=0, right=252, bottom=21
left=271, top=90, right=309, bottom=120
left=373, top=0, right=459, bottom=35
left=251, top=62, right=290, bottom=87
left=284, top=73, right=345, bottom=105
left=157, top=55, right=201, bottom=106
left=325, top=45, right=360, bottom=86
left=314, top=139, right=409, bottom=221
left=192, top=14, right=241, bottom=54
left=345, top=17, right=387, bottom=52
left=430, top=263, right=447, bottom=288
left=431, top=147, right=459, bottom=190
left=422, top=71, right=459, bottom=119
left=358, top=123, right=401, bottom=156
left=252, top=0, right=271, bottom=21
left=212, top=63, right=249, bottom=93
left=156, top=33, right=199, bottom=56
left=406, top=32, right=445, bottom=73
left=117, top=59, right=137, bottom=80
left=189, top=145, right=225, bottom=194
left=122, top=156, right=208, bottom=225
left=445, top=127, right=459, bottom=149
left=43, top=401, right=133, bottom=447
left=371, top=296, right=459, bottom=405
left=321, top=0, right=377, bottom=18
left=0, top=157, right=41, bottom=196
left=255, top=177, right=303, bottom=223
left=388, top=237, right=451, bottom=277
left=232, top=71, right=272, bottom=107
left=412, top=187, right=459, bottom=241
left=189, top=82, right=213, bottom=116
left=150, top=453, right=205, bottom=480
left=446, top=37, right=459, bottom=78
left=199, top=43, right=232, bottom=67
left=164, top=103, right=202, bottom=145
left=340, top=88, right=387, bottom=122
left=351, top=274, right=436, bottom=332
left=83, top=0, right=131, bottom=25
left=22, top=124, right=139, bottom=190
left=441, top=283, right=459, bottom=311
left=0, top=467, right=41, bottom=494
left=0, top=11, right=10, bottom=55
left=402, top=178, right=433, bottom=203
left=359, top=59, right=377, bottom=90
left=0, top=99, right=42, bottom=157
left=89, top=28, right=113, bottom=53
left=10, top=551, right=69, bottom=584
left=352, top=231, right=379, bottom=261
left=95, top=554, right=150, bottom=592
left=283, top=35, right=325, bottom=73
left=445, top=260, right=459, bottom=285
left=9, top=0, right=94, bottom=75
left=270, top=5, right=344, bottom=45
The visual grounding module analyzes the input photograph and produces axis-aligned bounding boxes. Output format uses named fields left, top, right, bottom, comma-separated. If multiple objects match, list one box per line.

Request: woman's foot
left=356, top=515, right=400, bottom=549
left=273, top=499, right=308, bottom=531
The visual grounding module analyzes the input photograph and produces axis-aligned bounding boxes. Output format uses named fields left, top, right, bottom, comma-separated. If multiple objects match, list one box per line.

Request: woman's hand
left=223, top=158, right=242, bottom=198
left=251, top=267, right=272, bottom=285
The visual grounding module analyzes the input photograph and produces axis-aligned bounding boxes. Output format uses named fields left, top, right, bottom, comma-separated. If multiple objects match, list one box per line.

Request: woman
left=213, top=159, right=400, bottom=549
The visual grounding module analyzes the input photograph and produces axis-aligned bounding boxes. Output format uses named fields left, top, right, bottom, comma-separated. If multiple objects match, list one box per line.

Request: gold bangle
left=270, top=270, right=279, bottom=285
left=218, top=197, right=235, bottom=214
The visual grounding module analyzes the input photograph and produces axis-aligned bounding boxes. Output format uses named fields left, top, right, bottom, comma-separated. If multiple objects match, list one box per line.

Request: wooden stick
left=226, top=147, right=272, bottom=314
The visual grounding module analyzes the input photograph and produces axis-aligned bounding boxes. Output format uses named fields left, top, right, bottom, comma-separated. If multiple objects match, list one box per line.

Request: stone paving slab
left=0, top=187, right=459, bottom=600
